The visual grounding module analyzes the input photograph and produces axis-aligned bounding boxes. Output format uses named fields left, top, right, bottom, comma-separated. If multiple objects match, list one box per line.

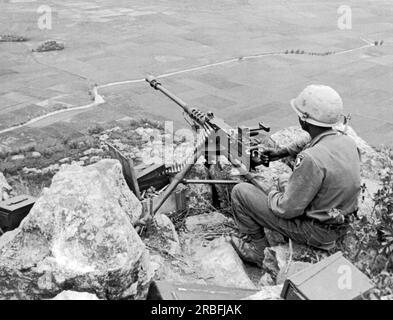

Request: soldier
left=230, top=85, right=361, bottom=267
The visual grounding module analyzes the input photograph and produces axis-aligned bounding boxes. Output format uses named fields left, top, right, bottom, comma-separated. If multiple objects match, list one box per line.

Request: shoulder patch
left=294, top=154, right=304, bottom=169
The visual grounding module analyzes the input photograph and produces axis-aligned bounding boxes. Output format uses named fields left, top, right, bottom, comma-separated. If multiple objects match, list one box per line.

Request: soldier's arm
left=267, top=152, right=324, bottom=219
left=259, top=135, right=311, bottom=163
left=283, top=134, right=311, bottom=157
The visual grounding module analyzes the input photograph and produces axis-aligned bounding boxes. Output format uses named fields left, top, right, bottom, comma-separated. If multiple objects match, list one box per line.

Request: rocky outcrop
left=0, top=159, right=152, bottom=300
left=0, top=172, right=12, bottom=201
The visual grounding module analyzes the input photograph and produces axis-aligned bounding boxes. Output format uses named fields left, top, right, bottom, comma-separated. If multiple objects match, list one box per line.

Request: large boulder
left=0, top=172, right=12, bottom=201
left=0, top=159, right=152, bottom=300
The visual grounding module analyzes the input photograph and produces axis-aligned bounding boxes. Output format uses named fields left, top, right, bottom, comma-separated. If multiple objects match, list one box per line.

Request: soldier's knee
left=231, top=182, right=253, bottom=203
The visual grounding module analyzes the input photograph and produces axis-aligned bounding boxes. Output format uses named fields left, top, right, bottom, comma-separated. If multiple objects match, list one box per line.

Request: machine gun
left=145, top=75, right=271, bottom=214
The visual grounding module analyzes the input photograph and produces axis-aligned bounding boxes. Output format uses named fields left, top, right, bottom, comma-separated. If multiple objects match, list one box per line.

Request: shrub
left=88, top=124, right=105, bottom=135
left=342, top=147, right=393, bottom=299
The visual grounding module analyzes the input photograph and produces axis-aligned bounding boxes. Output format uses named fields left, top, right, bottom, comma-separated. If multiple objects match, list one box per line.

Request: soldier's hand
left=259, top=148, right=282, bottom=162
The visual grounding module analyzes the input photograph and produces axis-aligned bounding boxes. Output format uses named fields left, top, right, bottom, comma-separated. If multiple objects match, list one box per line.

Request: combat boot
left=230, top=235, right=268, bottom=268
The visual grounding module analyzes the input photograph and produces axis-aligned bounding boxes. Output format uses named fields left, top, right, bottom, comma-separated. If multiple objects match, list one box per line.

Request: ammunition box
left=281, top=251, right=374, bottom=300
left=147, top=281, right=258, bottom=300
left=0, top=195, right=36, bottom=232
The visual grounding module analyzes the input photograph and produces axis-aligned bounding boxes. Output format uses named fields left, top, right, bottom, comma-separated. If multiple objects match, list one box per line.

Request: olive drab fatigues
left=231, top=129, right=361, bottom=250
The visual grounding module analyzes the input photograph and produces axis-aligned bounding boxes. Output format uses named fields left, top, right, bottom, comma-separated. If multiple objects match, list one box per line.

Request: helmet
left=290, top=85, right=344, bottom=127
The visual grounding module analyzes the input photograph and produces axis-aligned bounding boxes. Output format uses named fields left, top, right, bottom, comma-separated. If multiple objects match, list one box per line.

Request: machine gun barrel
left=145, top=75, right=194, bottom=115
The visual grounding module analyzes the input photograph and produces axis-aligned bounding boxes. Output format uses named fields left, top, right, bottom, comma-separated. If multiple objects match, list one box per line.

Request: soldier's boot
left=230, top=234, right=269, bottom=268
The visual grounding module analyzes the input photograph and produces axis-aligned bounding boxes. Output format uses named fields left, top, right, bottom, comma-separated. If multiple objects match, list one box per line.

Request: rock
left=31, top=152, right=41, bottom=158
left=146, top=213, right=181, bottom=256
left=89, top=156, right=102, bottom=164
left=149, top=254, right=165, bottom=279
left=42, top=164, right=60, bottom=174
left=258, top=273, right=275, bottom=287
left=242, top=285, right=283, bottom=300
left=191, top=237, right=256, bottom=289
left=11, top=154, right=25, bottom=161
left=0, top=172, right=12, bottom=201
left=71, top=161, right=84, bottom=167
left=0, top=159, right=151, bottom=300
left=184, top=163, right=213, bottom=212
left=264, top=229, right=287, bottom=247
left=263, top=245, right=290, bottom=278
left=59, top=158, right=70, bottom=164
left=51, top=291, right=100, bottom=300
left=276, top=261, right=312, bottom=285
left=271, top=126, right=310, bottom=149
left=185, top=211, right=230, bottom=233
left=99, top=134, right=109, bottom=141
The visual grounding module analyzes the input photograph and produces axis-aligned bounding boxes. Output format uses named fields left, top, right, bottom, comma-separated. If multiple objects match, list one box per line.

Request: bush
left=88, top=124, right=105, bottom=135
left=342, top=147, right=393, bottom=299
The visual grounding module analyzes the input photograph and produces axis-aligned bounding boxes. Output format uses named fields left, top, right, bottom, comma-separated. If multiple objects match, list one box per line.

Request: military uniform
left=231, top=129, right=361, bottom=250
